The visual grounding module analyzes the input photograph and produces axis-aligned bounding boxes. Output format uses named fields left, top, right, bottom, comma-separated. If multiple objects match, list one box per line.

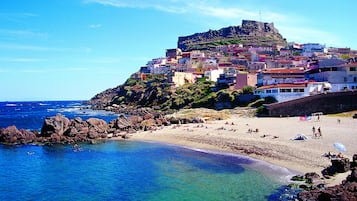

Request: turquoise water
left=0, top=141, right=296, bottom=201
left=0, top=101, right=298, bottom=200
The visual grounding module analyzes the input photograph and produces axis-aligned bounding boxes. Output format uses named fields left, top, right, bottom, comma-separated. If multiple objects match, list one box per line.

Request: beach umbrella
left=333, top=142, right=346, bottom=152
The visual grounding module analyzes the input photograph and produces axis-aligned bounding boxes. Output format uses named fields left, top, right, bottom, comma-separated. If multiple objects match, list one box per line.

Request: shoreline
left=115, top=115, right=357, bottom=186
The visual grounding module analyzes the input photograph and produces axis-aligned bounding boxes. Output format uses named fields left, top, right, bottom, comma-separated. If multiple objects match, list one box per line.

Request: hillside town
left=133, top=42, right=357, bottom=103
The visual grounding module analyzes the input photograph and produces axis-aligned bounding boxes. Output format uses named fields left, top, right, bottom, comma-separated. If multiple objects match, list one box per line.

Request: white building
left=147, top=58, right=167, bottom=74
left=302, top=43, right=327, bottom=57
left=305, top=59, right=357, bottom=92
left=204, top=68, right=224, bottom=82
left=254, top=81, right=331, bottom=102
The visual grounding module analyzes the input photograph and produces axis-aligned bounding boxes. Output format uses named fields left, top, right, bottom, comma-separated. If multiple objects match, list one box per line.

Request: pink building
left=235, top=72, right=257, bottom=90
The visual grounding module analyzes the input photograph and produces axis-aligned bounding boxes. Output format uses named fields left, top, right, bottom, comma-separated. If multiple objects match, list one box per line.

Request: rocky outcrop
left=65, top=117, right=89, bottom=138
left=298, top=156, right=357, bottom=201
left=0, top=111, right=183, bottom=145
left=41, top=114, right=70, bottom=137
left=0, top=125, right=37, bottom=144
left=298, top=168, right=357, bottom=201
left=86, top=118, right=108, bottom=139
left=178, top=20, right=286, bottom=51
left=332, top=158, right=351, bottom=173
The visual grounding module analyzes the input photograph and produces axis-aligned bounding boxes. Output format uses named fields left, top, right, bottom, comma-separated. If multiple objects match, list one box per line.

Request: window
left=266, top=89, right=271, bottom=93
left=280, top=88, right=292, bottom=93
left=354, top=77, right=357, bottom=82
left=350, top=67, right=356, bottom=71
left=293, top=88, right=304, bottom=92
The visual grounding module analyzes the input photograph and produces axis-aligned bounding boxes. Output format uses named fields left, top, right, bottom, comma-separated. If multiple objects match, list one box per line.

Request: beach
left=127, top=115, right=357, bottom=185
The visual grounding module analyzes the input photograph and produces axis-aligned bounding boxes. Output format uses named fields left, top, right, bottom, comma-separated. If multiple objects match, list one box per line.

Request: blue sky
left=0, top=0, right=355, bottom=101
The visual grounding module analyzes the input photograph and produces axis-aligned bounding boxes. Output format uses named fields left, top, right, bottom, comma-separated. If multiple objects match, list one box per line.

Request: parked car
left=353, top=113, right=357, bottom=119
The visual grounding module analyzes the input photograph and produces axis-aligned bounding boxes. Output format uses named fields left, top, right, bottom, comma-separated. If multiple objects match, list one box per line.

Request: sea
left=0, top=101, right=300, bottom=200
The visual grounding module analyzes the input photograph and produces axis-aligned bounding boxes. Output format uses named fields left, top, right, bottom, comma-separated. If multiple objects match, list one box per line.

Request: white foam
left=5, top=103, right=17, bottom=107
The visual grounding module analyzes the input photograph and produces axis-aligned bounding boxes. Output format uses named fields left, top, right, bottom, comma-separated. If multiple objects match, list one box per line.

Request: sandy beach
left=124, top=114, right=357, bottom=185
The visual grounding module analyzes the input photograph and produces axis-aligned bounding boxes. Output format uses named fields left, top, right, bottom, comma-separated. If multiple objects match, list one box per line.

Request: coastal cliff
left=178, top=20, right=287, bottom=51
left=88, top=75, right=267, bottom=114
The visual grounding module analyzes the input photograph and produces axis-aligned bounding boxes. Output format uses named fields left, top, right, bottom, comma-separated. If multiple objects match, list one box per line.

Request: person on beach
left=317, top=127, right=322, bottom=138
left=312, top=126, right=316, bottom=135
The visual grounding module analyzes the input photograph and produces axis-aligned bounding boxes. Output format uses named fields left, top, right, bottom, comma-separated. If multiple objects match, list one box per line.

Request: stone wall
left=266, top=91, right=357, bottom=117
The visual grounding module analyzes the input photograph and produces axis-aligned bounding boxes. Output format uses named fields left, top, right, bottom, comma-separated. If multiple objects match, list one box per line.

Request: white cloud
left=84, top=0, right=190, bottom=13
left=84, top=0, right=287, bottom=21
left=89, top=24, right=102, bottom=29
left=85, top=0, right=347, bottom=47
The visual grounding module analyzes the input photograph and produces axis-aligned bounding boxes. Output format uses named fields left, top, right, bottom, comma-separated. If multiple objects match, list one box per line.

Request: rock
left=347, top=168, right=357, bottom=182
left=86, top=118, right=108, bottom=139
left=128, top=115, right=143, bottom=125
left=41, top=114, right=70, bottom=137
left=140, top=119, right=156, bottom=131
left=352, top=154, right=357, bottom=168
left=305, top=172, right=322, bottom=184
left=178, top=20, right=286, bottom=51
left=331, top=158, right=351, bottom=173
left=156, top=114, right=170, bottom=126
left=0, top=125, right=37, bottom=144
left=143, top=113, right=153, bottom=120
left=291, top=175, right=305, bottom=181
left=65, top=117, right=89, bottom=137
left=192, top=117, right=204, bottom=123
left=298, top=168, right=357, bottom=201
left=109, top=115, right=134, bottom=131
left=168, top=117, right=180, bottom=124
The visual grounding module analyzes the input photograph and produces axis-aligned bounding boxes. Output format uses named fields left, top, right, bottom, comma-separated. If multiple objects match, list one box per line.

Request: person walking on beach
left=317, top=127, right=322, bottom=138
left=312, top=126, right=316, bottom=136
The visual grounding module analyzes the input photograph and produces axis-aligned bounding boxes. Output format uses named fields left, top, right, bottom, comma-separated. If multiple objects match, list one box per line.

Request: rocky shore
left=296, top=156, right=357, bottom=201
left=0, top=112, right=205, bottom=145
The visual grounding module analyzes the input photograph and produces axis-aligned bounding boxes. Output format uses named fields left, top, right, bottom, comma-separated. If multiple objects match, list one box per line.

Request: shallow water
left=0, top=141, right=296, bottom=200
left=0, top=101, right=299, bottom=200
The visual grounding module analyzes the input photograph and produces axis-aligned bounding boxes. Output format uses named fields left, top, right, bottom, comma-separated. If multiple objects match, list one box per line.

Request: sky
left=0, top=0, right=356, bottom=101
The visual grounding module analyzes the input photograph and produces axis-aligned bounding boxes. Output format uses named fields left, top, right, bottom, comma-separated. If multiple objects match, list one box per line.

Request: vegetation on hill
left=89, top=74, right=276, bottom=114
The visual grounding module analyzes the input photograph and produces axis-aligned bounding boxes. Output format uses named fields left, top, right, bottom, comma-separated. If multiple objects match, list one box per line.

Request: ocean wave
left=5, top=103, right=17, bottom=107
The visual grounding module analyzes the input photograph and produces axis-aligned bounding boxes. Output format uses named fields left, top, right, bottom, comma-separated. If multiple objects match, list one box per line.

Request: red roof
left=257, top=83, right=307, bottom=90
left=263, top=68, right=304, bottom=74
left=277, top=60, right=293, bottom=64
